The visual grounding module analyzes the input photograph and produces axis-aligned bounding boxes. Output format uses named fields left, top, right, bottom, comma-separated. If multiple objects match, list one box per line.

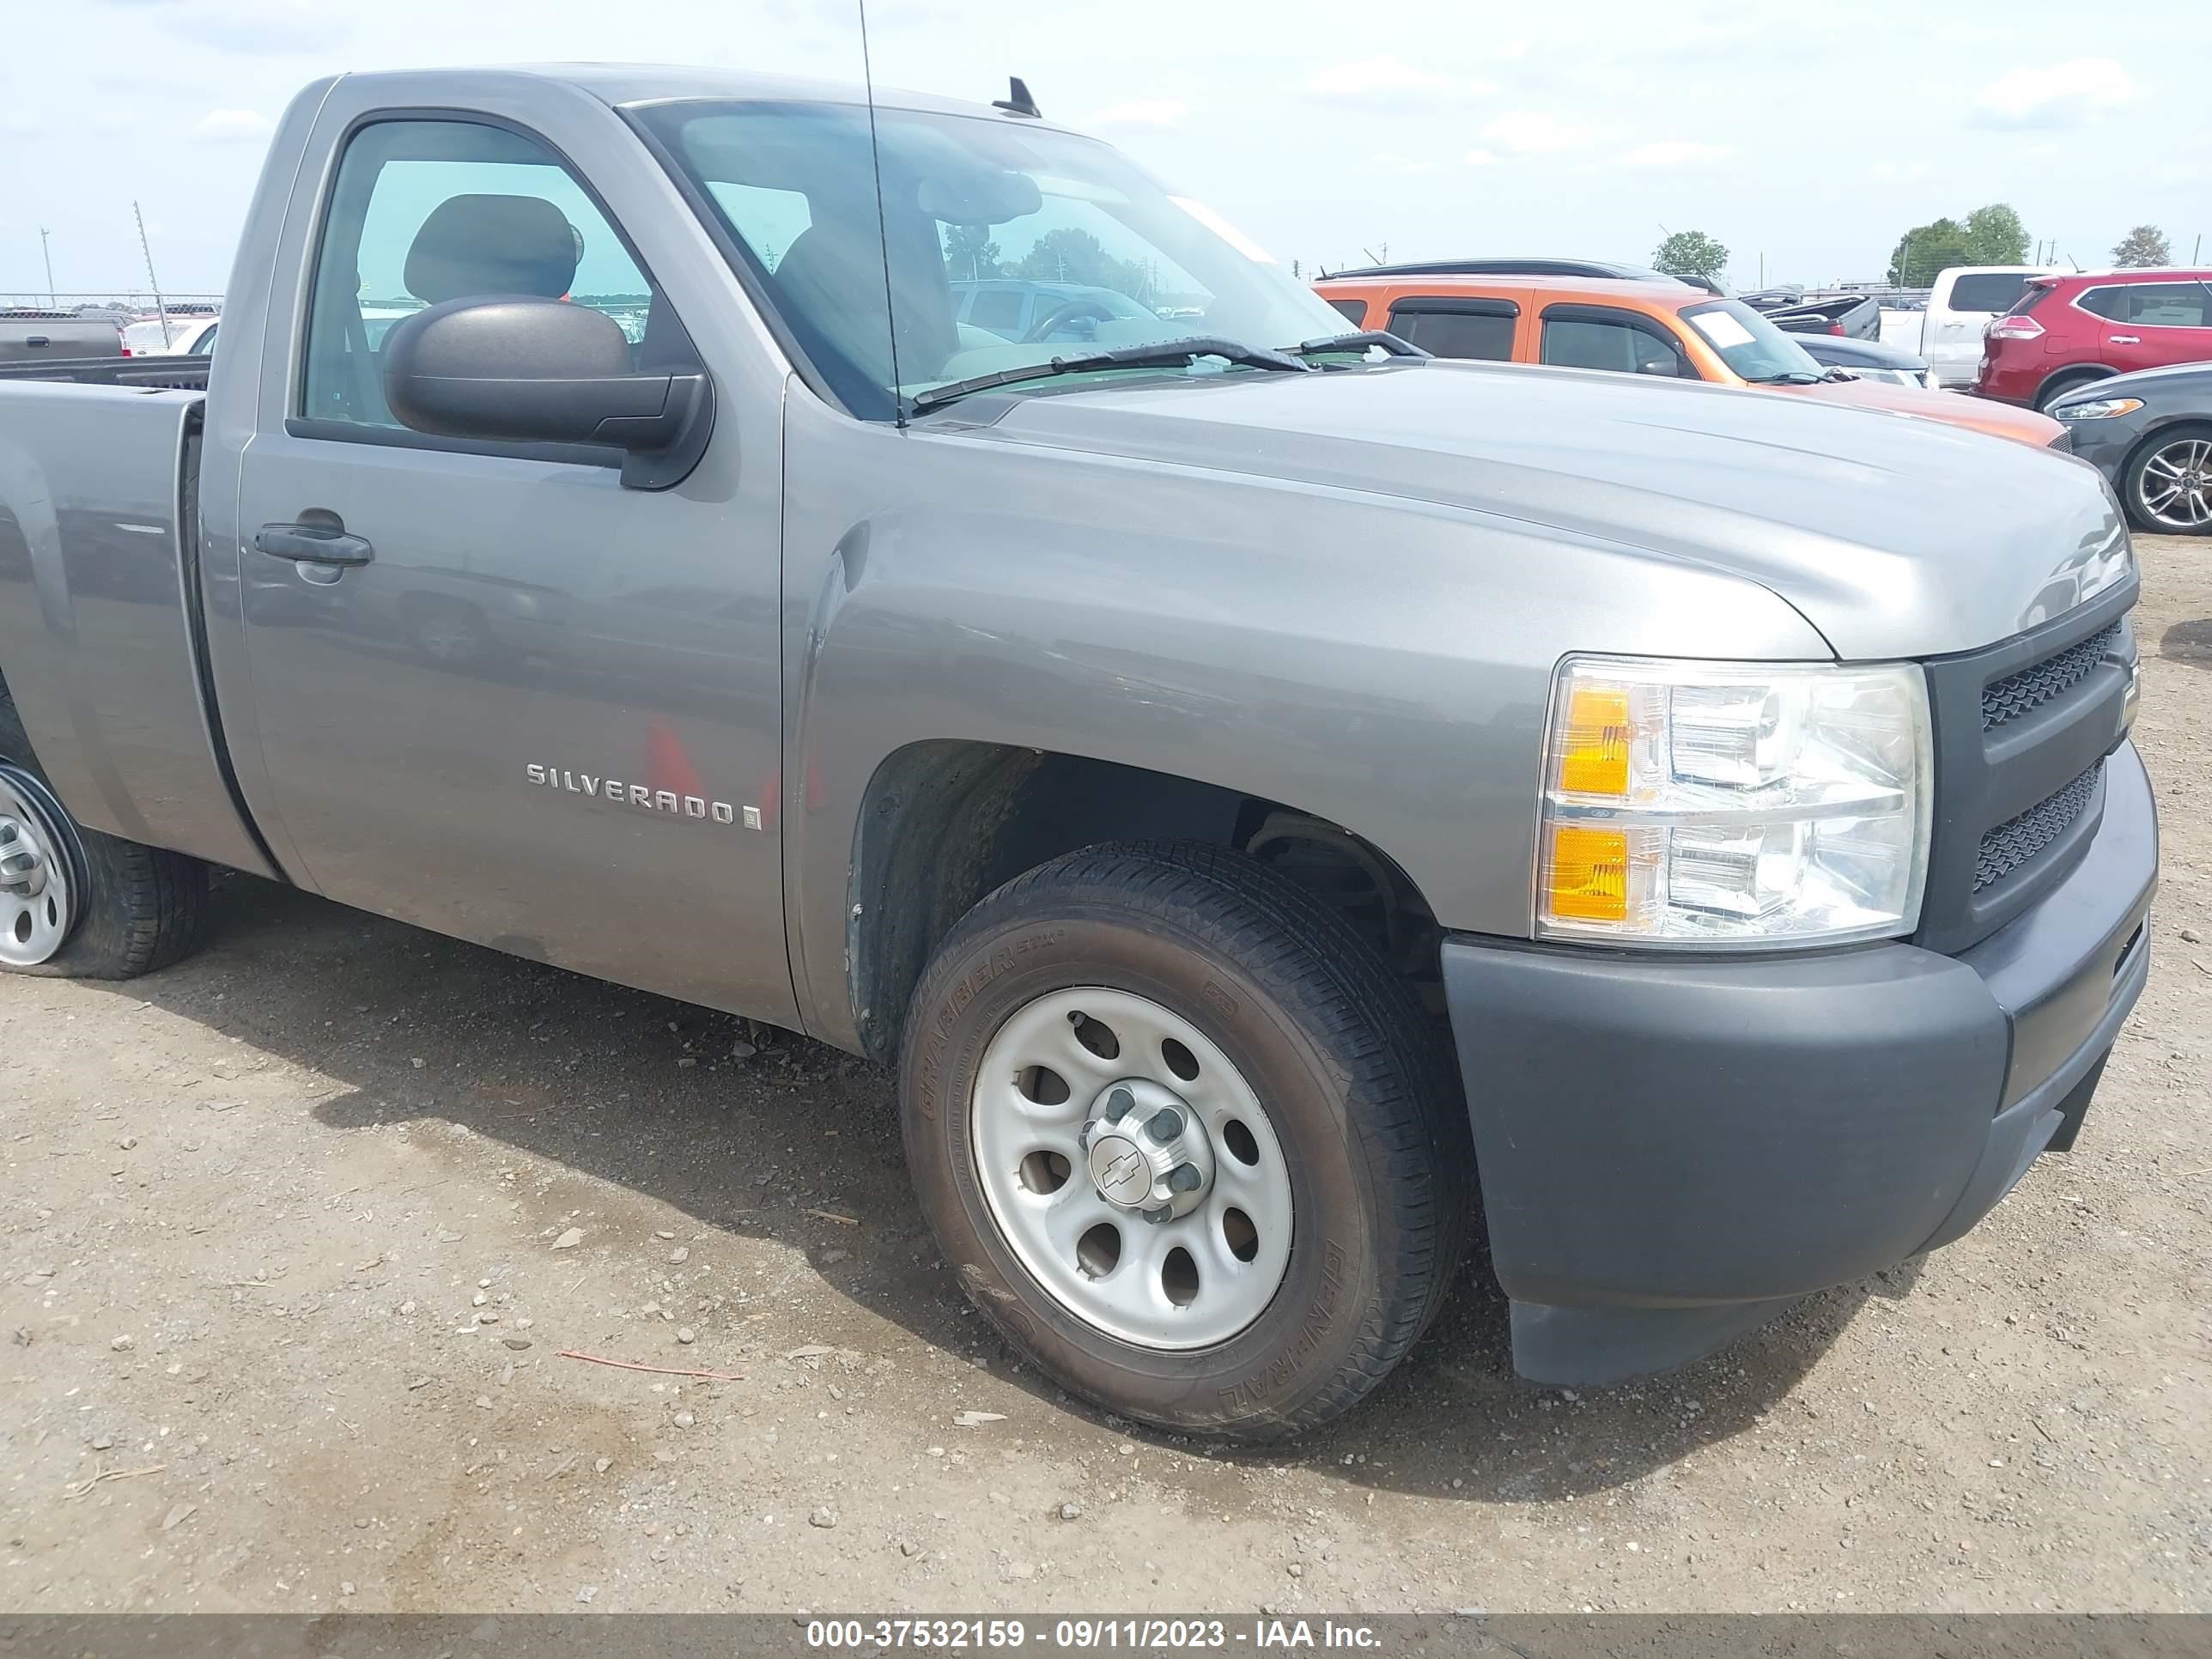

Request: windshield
left=1680, top=300, right=1824, bottom=383
left=635, top=100, right=1351, bottom=418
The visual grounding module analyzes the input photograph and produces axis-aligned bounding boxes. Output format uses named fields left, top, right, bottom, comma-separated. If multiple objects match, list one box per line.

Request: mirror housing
left=382, top=297, right=713, bottom=490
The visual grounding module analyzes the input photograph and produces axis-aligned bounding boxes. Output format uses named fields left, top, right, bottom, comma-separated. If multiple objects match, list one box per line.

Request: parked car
left=1313, top=272, right=2065, bottom=448
left=2047, top=362, right=2212, bottom=534
left=0, top=64, right=2153, bottom=1437
left=0, top=310, right=125, bottom=362
left=1899, top=266, right=2057, bottom=389
left=123, top=315, right=221, bottom=356
left=1792, top=331, right=1942, bottom=389
left=1976, top=269, right=2212, bottom=412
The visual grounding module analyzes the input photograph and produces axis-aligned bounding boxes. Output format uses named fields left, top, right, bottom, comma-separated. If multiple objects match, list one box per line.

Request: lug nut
left=1106, top=1087, right=1134, bottom=1121
left=1167, top=1163, right=1202, bottom=1194
left=1140, top=1205, right=1172, bottom=1224
left=1147, top=1108, right=1183, bottom=1141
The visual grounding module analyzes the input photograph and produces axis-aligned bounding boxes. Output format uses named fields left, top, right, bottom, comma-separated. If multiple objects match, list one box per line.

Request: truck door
left=229, top=112, right=796, bottom=1023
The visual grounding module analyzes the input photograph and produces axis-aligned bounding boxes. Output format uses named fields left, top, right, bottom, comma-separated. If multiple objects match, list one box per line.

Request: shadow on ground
left=106, top=872, right=1879, bottom=1503
left=2158, top=618, right=2212, bottom=670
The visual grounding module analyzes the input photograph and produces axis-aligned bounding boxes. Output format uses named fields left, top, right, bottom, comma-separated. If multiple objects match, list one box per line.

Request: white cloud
left=1871, top=161, right=1932, bottom=181
left=1481, top=112, right=1600, bottom=154
left=1309, top=56, right=1482, bottom=104
left=1085, top=99, right=1188, bottom=129
left=1620, top=140, right=1733, bottom=167
left=2, top=112, right=42, bottom=137
left=1463, top=149, right=1500, bottom=167
left=1973, top=58, right=2136, bottom=128
left=190, top=109, right=275, bottom=143
left=1375, top=153, right=1445, bottom=177
left=169, top=2, right=352, bottom=55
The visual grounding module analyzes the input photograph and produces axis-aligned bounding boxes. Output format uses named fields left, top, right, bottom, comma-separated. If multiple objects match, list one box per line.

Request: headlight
left=1536, top=656, right=1931, bottom=948
left=2052, top=397, right=2143, bottom=421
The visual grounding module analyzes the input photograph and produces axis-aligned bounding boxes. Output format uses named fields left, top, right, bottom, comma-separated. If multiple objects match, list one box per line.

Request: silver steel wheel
left=969, top=986, right=1294, bottom=1351
left=0, top=769, right=76, bottom=967
left=2138, top=436, right=2212, bottom=530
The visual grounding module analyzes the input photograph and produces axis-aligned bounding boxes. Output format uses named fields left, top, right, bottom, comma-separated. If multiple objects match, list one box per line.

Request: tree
left=2112, top=224, right=2172, bottom=268
left=1887, top=217, right=1972, bottom=286
left=1652, top=229, right=1729, bottom=281
left=1012, top=228, right=1152, bottom=302
left=1963, top=203, right=2029, bottom=264
left=941, top=223, right=1002, bottom=281
left=1889, top=204, right=2028, bottom=285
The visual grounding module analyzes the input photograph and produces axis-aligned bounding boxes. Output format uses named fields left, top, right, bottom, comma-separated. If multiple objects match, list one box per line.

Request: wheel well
left=848, top=741, right=1443, bottom=1060
left=2035, top=366, right=2113, bottom=409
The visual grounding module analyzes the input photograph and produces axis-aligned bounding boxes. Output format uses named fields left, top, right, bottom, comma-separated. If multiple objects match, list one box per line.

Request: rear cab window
left=1322, top=295, right=1369, bottom=326
left=1945, top=272, right=2035, bottom=314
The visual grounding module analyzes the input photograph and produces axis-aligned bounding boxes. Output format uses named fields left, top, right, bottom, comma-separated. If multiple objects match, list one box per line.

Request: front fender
left=777, top=394, right=1832, bottom=1049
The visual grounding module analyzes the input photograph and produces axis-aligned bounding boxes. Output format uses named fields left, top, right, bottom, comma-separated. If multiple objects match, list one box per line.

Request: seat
left=403, top=193, right=581, bottom=304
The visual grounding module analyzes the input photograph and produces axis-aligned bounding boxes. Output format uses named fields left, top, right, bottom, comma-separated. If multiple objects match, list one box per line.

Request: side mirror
left=382, top=296, right=713, bottom=490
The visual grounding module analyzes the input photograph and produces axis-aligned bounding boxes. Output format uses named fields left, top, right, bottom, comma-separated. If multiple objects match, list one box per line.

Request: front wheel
left=2124, top=426, right=2212, bottom=535
left=899, top=842, right=1472, bottom=1440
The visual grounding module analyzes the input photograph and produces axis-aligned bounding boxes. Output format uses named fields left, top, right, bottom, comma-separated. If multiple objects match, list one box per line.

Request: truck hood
left=964, top=359, right=2129, bottom=659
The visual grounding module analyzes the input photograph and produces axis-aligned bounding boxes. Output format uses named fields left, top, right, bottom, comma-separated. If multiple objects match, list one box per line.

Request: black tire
left=2121, top=422, right=2212, bottom=537
left=2034, top=368, right=2112, bottom=413
left=0, top=683, right=208, bottom=978
left=899, top=841, right=1474, bottom=1440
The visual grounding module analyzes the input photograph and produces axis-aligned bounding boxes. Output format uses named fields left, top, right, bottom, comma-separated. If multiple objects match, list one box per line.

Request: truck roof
left=328, top=63, right=1078, bottom=131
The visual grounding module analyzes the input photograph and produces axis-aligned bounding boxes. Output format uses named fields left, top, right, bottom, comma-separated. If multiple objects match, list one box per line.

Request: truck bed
left=0, top=355, right=213, bottom=390
left=0, top=379, right=276, bottom=877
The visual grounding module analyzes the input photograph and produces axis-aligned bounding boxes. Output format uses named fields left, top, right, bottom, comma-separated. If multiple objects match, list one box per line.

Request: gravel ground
left=3, top=536, right=2206, bottom=1617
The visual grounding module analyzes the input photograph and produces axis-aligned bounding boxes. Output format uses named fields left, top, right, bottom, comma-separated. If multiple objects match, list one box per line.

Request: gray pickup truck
left=0, top=65, right=2156, bottom=1438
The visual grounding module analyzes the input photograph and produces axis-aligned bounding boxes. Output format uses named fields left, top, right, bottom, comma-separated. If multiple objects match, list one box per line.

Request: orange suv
left=1314, top=270, right=2068, bottom=450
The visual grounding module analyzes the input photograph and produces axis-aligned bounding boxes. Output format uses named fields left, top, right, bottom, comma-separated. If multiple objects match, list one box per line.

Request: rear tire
left=2034, top=368, right=2113, bottom=413
left=0, top=684, right=207, bottom=978
left=898, top=842, right=1473, bottom=1440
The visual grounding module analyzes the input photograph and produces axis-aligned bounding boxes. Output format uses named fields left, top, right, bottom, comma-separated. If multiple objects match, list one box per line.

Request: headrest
left=404, top=195, right=581, bottom=305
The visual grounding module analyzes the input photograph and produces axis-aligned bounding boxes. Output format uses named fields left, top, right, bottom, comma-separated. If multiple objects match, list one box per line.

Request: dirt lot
left=3, top=537, right=2207, bottom=1617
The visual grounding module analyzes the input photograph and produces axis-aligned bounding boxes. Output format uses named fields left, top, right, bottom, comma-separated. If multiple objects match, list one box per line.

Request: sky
left=3, top=0, right=2208, bottom=300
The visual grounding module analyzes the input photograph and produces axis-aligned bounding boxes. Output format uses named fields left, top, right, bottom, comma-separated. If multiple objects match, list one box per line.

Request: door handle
left=256, top=522, right=374, bottom=566
left=2108, top=335, right=2141, bottom=344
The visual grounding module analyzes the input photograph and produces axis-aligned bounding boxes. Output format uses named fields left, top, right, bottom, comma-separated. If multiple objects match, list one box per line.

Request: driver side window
left=301, top=118, right=658, bottom=431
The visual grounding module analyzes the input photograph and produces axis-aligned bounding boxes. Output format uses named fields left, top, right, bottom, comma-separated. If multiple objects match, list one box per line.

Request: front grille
left=1975, top=763, right=2101, bottom=892
left=1918, top=586, right=2135, bottom=955
left=2046, top=428, right=2075, bottom=455
left=1982, top=622, right=2121, bottom=732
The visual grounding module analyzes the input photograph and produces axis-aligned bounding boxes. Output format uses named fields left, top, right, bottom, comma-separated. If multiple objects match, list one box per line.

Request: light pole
left=40, top=228, right=56, bottom=307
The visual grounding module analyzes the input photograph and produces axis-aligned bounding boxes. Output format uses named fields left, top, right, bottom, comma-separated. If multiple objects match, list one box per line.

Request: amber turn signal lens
left=1558, top=686, right=1631, bottom=796
left=1546, top=825, right=1630, bottom=921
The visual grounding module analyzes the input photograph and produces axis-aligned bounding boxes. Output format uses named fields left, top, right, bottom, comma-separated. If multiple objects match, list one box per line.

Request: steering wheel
left=1022, top=298, right=1119, bottom=343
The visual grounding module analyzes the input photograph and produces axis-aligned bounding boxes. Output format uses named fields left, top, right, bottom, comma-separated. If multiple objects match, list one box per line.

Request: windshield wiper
left=908, top=336, right=1311, bottom=414
left=1285, top=331, right=1431, bottom=361
left=1744, top=370, right=1828, bottom=386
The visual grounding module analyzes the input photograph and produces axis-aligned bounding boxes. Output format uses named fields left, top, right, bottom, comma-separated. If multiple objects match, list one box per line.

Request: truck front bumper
left=1443, top=740, right=2156, bottom=1386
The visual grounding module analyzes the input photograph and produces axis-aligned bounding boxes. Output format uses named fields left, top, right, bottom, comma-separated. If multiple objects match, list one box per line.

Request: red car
left=1975, top=269, right=2212, bottom=410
